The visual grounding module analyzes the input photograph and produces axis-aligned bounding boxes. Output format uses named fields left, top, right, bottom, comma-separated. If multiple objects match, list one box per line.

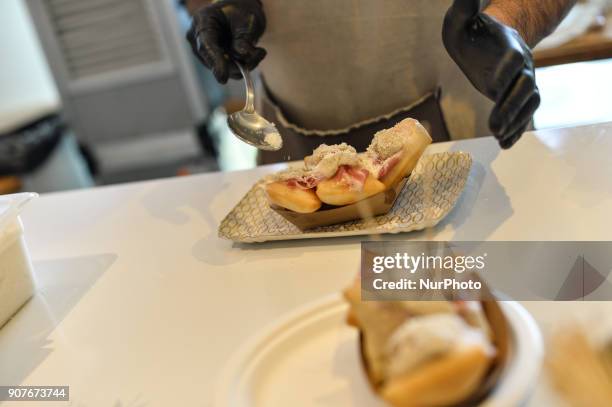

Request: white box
left=0, top=193, right=37, bottom=329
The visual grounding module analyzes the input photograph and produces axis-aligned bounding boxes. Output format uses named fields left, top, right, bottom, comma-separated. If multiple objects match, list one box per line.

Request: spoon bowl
left=227, top=111, right=282, bottom=151
left=227, top=63, right=283, bottom=151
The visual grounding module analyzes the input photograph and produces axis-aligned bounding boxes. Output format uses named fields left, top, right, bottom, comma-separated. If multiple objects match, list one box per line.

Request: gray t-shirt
left=258, top=0, right=494, bottom=140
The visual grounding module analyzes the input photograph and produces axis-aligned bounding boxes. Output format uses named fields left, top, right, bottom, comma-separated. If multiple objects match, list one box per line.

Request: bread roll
left=316, top=173, right=385, bottom=206
left=380, top=120, right=432, bottom=189
left=381, top=347, right=491, bottom=407
left=344, top=277, right=495, bottom=407
left=265, top=181, right=322, bottom=213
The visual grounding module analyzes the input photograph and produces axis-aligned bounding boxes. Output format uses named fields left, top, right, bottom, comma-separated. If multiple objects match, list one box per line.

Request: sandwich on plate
left=343, top=278, right=496, bottom=407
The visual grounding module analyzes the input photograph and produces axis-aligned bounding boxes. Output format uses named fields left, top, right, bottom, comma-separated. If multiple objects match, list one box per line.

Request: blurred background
left=1, top=0, right=612, bottom=195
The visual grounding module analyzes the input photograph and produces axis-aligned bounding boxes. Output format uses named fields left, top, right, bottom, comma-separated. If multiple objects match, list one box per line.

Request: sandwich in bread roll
left=344, top=279, right=495, bottom=407
left=264, top=118, right=432, bottom=213
left=306, top=143, right=386, bottom=206
left=265, top=180, right=322, bottom=213
left=361, top=118, right=432, bottom=189
left=264, top=167, right=324, bottom=213
left=315, top=168, right=386, bottom=206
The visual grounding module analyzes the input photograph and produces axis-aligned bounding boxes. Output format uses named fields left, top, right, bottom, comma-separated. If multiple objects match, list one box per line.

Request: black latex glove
left=443, top=0, right=540, bottom=149
left=187, top=0, right=266, bottom=84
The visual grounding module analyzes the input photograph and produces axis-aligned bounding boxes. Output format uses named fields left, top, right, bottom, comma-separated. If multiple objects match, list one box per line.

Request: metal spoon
left=227, top=63, right=283, bottom=151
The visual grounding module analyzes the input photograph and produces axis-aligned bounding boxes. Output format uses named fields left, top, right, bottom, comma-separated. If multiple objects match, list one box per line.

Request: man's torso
left=258, top=0, right=493, bottom=139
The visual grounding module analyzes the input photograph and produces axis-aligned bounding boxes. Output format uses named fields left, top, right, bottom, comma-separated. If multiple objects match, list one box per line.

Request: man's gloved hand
left=187, top=0, right=266, bottom=84
left=443, top=0, right=540, bottom=149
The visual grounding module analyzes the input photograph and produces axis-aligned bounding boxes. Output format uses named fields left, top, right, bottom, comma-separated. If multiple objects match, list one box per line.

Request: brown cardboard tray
left=270, top=178, right=408, bottom=230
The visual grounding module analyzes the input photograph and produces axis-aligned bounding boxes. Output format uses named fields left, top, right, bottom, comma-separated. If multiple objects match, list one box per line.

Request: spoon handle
left=236, top=62, right=255, bottom=114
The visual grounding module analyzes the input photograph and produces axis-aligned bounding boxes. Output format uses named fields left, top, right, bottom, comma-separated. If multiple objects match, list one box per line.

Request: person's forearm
left=483, top=0, right=577, bottom=47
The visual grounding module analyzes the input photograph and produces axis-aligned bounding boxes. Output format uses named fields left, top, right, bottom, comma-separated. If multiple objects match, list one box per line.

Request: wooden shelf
left=535, top=13, right=612, bottom=67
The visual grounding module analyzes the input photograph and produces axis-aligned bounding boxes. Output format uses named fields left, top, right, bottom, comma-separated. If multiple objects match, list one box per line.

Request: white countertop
left=1, top=122, right=612, bottom=406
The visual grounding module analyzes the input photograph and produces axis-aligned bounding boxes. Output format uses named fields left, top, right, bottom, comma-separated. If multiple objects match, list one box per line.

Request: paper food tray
left=218, top=152, right=472, bottom=243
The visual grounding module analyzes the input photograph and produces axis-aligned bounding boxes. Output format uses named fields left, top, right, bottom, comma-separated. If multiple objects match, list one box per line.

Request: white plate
left=215, top=295, right=543, bottom=407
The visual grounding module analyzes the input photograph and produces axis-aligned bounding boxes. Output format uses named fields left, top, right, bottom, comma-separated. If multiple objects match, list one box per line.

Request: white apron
left=258, top=0, right=493, bottom=137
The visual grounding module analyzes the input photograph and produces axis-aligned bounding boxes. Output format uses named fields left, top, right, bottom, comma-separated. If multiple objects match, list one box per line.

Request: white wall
left=0, top=0, right=60, bottom=133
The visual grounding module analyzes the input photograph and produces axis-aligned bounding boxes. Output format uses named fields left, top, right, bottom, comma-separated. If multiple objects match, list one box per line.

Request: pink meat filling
left=333, top=165, right=369, bottom=191
left=284, top=165, right=370, bottom=191
left=283, top=150, right=403, bottom=191
left=285, top=173, right=325, bottom=189
left=365, top=150, right=403, bottom=179
left=378, top=151, right=402, bottom=179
